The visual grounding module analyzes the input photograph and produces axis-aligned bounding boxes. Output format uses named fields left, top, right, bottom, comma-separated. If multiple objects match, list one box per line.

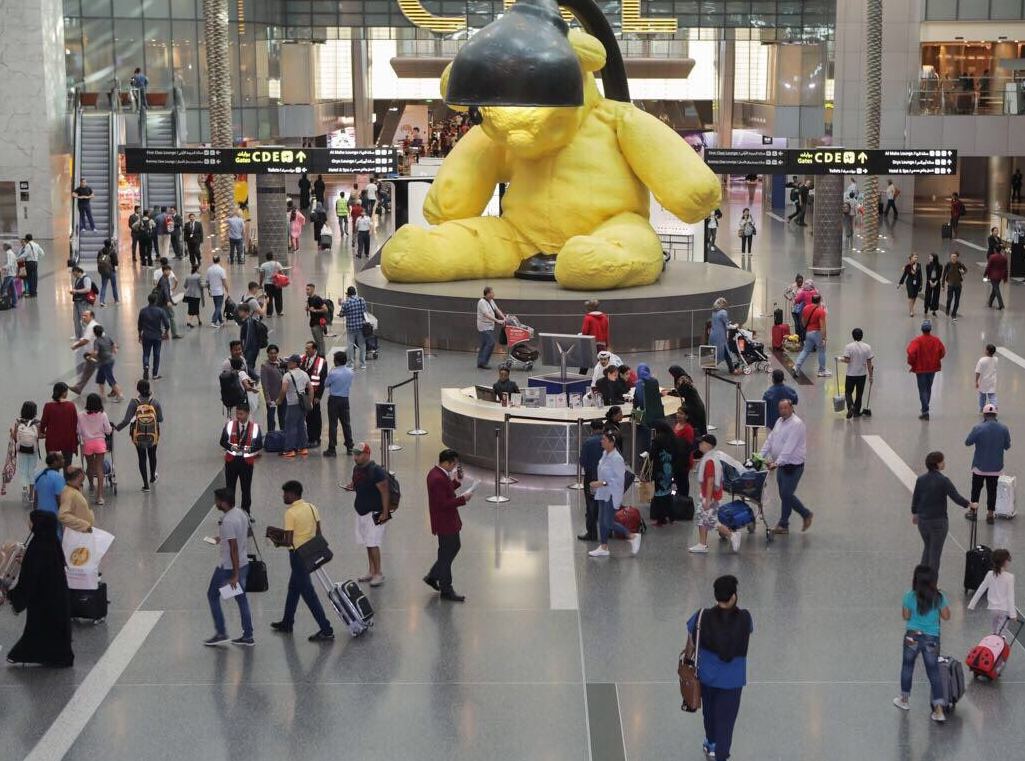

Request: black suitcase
left=670, top=493, right=695, bottom=521
left=941, top=223, right=953, bottom=240
left=70, top=582, right=108, bottom=622
left=964, top=519, right=992, bottom=594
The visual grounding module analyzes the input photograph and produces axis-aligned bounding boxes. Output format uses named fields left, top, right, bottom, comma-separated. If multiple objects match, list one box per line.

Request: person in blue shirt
left=323, top=351, right=355, bottom=458
left=965, top=405, right=1012, bottom=525
left=685, top=574, right=752, bottom=761
left=762, top=369, right=799, bottom=429
left=577, top=419, right=606, bottom=541
left=894, top=564, right=951, bottom=722
left=33, top=453, right=66, bottom=527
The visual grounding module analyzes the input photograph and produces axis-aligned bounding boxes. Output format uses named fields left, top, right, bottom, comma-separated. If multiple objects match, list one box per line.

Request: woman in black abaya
left=7, top=510, right=74, bottom=667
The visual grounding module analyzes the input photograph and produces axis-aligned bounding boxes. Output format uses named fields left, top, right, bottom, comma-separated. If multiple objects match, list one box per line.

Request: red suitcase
left=966, top=634, right=1010, bottom=680
left=771, top=323, right=790, bottom=351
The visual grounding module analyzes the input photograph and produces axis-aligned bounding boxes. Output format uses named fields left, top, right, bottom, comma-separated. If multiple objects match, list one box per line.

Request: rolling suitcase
left=964, top=518, right=992, bottom=594
left=966, top=634, right=1011, bottom=680
left=314, top=568, right=373, bottom=637
left=771, top=323, right=790, bottom=351
left=941, top=223, right=953, bottom=240
left=70, top=581, right=108, bottom=623
left=263, top=429, right=286, bottom=453
left=936, top=655, right=965, bottom=710
left=670, top=493, right=695, bottom=521
left=718, top=500, right=755, bottom=531
left=318, top=231, right=333, bottom=251
left=995, top=475, right=1016, bottom=518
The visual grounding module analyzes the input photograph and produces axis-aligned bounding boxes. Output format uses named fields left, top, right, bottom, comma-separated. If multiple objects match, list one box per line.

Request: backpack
left=165, top=215, right=175, bottom=233
left=377, top=466, right=401, bottom=511
left=15, top=420, right=39, bottom=451
left=131, top=401, right=159, bottom=447
left=223, top=296, right=238, bottom=323
left=252, top=318, right=269, bottom=349
left=790, top=187, right=799, bottom=202
left=323, top=298, right=335, bottom=325
left=219, top=370, right=247, bottom=409
left=97, top=250, right=112, bottom=276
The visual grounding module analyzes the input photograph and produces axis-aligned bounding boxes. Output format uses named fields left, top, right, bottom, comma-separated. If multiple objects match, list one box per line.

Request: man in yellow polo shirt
left=268, top=480, right=335, bottom=641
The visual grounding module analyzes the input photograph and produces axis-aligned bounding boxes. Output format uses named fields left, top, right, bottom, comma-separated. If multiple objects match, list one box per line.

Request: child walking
left=968, top=549, right=1017, bottom=634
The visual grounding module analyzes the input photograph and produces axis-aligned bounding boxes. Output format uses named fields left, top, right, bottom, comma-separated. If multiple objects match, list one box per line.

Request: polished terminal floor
left=1, top=196, right=1024, bottom=761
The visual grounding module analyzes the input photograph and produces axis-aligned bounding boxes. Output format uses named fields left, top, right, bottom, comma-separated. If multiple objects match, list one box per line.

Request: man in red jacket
left=906, top=321, right=946, bottom=421
left=423, top=449, right=472, bottom=602
left=985, top=248, right=1008, bottom=310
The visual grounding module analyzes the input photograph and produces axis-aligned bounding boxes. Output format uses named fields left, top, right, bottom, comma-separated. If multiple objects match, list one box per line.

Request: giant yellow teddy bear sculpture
left=381, top=29, right=721, bottom=291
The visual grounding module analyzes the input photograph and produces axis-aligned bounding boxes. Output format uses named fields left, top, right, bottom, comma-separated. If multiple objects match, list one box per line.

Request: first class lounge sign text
left=395, top=0, right=678, bottom=33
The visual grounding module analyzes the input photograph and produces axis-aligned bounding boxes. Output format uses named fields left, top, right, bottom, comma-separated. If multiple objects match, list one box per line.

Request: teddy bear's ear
left=568, top=28, right=607, bottom=73
left=439, top=63, right=469, bottom=113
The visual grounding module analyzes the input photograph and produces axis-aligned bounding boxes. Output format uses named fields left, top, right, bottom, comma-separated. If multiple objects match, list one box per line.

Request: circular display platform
left=354, top=261, right=756, bottom=353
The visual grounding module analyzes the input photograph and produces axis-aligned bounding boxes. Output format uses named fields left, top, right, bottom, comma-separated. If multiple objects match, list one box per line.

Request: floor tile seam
left=101, top=679, right=609, bottom=688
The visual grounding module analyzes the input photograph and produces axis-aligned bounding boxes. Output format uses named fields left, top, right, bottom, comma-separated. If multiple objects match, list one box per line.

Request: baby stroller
left=363, top=311, right=380, bottom=360
left=103, top=434, right=117, bottom=495
left=729, top=325, right=771, bottom=374
left=500, top=315, right=539, bottom=371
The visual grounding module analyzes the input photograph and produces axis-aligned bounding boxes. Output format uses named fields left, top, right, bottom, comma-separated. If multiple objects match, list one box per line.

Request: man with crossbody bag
left=680, top=575, right=753, bottom=761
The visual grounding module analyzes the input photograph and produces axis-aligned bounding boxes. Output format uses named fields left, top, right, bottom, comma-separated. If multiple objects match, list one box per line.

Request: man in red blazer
left=423, top=449, right=472, bottom=602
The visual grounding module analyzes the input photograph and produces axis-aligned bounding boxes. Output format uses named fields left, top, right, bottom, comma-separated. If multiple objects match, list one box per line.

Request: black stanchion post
left=387, top=384, right=402, bottom=451
left=567, top=417, right=584, bottom=490
left=500, top=414, right=518, bottom=485
left=408, top=371, right=427, bottom=436
left=486, top=426, right=509, bottom=504
left=705, top=369, right=717, bottom=431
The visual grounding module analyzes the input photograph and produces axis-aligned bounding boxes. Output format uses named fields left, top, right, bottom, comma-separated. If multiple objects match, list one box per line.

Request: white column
left=0, top=0, right=69, bottom=245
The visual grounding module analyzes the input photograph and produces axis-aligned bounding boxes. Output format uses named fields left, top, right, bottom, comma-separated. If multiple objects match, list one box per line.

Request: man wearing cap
left=219, top=403, right=264, bottom=515
left=965, top=404, right=1012, bottom=525
left=590, top=349, right=624, bottom=389
left=276, top=354, right=311, bottom=458
left=906, top=321, right=946, bottom=421
left=343, top=443, right=391, bottom=586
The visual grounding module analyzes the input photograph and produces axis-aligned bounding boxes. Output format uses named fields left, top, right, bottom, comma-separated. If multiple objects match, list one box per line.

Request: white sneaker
left=730, top=531, right=742, bottom=553
left=369, top=574, right=385, bottom=587
left=931, top=707, right=946, bottom=723
left=817, top=369, right=833, bottom=377
left=588, top=547, right=610, bottom=558
left=688, top=543, right=709, bottom=554
left=629, top=534, right=641, bottom=555
left=892, top=697, right=910, bottom=711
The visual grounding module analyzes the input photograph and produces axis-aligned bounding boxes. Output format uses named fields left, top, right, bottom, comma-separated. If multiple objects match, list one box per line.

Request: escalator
left=375, top=102, right=404, bottom=147
left=74, top=111, right=117, bottom=264
left=140, top=110, right=182, bottom=213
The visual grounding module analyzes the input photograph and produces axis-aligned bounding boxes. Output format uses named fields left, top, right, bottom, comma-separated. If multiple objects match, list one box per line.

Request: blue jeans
left=100, top=273, right=119, bottom=303
left=212, top=294, right=224, bottom=324
left=282, top=550, right=333, bottom=634
left=794, top=330, right=826, bottom=373
left=597, top=497, right=630, bottom=545
left=78, top=204, right=95, bottom=231
left=142, top=338, right=162, bottom=375
left=900, top=631, right=943, bottom=705
left=477, top=329, right=496, bottom=367
left=701, top=685, right=743, bottom=761
left=978, top=391, right=997, bottom=412
left=1, top=275, right=16, bottom=306
left=775, top=464, right=810, bottom=528
left=207, top=565, right=253, bottom=638
left=348, top=330, right=366, bottom=367
left=229, top=238, right=243, bottom=263
left=916, top=372, right=935, bottom=414
left=283, top=404, right=308, bottom=452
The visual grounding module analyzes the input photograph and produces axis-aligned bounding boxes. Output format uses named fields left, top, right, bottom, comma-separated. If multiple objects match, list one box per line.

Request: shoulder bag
left=677, top=609, right=703, bottom=713
left=289, top=371, right=312, bottom=412
left=294, top=504, right=333, bottom=573
left=244, top=524, right=269, bottom=593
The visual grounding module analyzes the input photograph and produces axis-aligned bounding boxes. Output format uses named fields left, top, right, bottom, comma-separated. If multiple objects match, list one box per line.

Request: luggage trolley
left=499, top=315, right=540, bottom=372
left=721, top=462, right=773, bottom=543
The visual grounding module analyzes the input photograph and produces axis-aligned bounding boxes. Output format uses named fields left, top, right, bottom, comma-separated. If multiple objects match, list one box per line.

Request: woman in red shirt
left=580, top=300, right=610, bottom=350
left=39, top=383, right=78, bottom=466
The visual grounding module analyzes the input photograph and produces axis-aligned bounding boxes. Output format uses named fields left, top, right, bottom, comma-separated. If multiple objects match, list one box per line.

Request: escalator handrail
left=107, top=111, right=119, bottom=249
left=69, top=86, right=82, bottom=262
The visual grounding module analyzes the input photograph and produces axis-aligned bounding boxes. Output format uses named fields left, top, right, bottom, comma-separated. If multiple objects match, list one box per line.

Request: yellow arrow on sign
left=857, top=152, right=869, bottom=163
left=295, top=151, right=307, bottom=163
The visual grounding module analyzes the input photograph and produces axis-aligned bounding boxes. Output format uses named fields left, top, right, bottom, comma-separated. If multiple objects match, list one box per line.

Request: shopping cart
left=722, top=462, right=773, bottom=543
left=500, top=315, right=540, bottom=371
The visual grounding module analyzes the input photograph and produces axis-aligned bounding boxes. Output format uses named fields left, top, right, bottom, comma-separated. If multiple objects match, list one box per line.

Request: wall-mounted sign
left=124, top=147, right=399, bottom=175
left=705, top=148, right=958, bottom=176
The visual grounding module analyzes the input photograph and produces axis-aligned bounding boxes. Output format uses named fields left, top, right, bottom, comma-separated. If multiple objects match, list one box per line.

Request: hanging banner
left=704, top=148, right=957, bottom=176
left=125, top=147, right=400, bottom=175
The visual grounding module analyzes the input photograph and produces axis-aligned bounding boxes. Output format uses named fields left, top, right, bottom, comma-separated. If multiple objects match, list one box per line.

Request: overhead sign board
left=124, top=147, right=399, bottom=175
left=704, top=148, right=957, bottom=176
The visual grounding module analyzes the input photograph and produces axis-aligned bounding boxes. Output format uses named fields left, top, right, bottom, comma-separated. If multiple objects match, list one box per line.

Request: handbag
left=16, top=264, right=27, bottom=279
left=244, top=526, right=269, bottom=593
left=677, top=609, right=703, bottom=712
left=294, top=504, right=332, bottom=573
left=637, top=455, right=655, bottom=503
left=272, top=272, right=290, bottom=288
left=290, top=371, right=312, bottom=412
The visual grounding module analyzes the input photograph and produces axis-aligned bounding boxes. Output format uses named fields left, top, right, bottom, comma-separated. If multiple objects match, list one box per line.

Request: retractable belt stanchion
left=501, top=414, right=517, bottom=485
left=705, top=369, right=717, bottom=431
left=631, top=418, right=638, bottom=474
left=567, top=417, right=584, bottom=490
left=380, top=431, right=392, bottom=474
left=728, top=384, right=745, bottom=447
left=385, top=386, right=402, bottom=451
left=485, top=426, right=510, bottom=504
left=407, top=370, right=427, bottom=436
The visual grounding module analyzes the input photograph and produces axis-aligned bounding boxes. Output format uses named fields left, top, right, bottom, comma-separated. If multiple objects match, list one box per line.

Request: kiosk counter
left=440, top=387, right=679, bottom=477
